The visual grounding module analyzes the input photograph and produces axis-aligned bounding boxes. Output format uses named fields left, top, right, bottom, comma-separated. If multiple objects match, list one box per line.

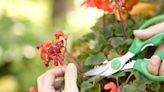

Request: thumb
left=64, top=63, right=79, bottom=92
left=133, top=22, right=164, bottom=40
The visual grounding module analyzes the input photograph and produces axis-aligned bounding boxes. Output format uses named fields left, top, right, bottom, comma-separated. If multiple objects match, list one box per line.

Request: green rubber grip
left=129, top=15, right=164, bottom=54
left=133, top=52, right=164, bottom=81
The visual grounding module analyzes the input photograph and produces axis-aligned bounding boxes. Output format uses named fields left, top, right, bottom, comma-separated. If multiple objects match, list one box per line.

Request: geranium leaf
left=80, top=82, right=94, bottom=92
left=114, top=24, right=123, bottom=36
left=121, top=85, right=136, bottom=92
left=133, top=72, right=152, bottom=91
left=84, top=52, right=106, bottom=65
left=93, top=76, right=104, bottom=84
left=124, top=38, right=133, bottom=45
left=107, top=51, right=120, bottom=60
left=86, top=84, right=101, bottom=92
left=80, top=80, right=101, bottom=92
left=147, top=81, right=160, bottom=91
left=103, top=25, right=113, bottom=39
left=111, top=37, right=124, bottom=48
left=108, top=71, right=126, bottom=78
left=92, top=38, right=105, bottom=53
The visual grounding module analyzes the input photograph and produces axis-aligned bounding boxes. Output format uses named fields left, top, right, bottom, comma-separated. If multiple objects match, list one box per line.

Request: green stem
left=116, top=77, right=120, bottom=87
left=120, top=73, right=133, bottom=89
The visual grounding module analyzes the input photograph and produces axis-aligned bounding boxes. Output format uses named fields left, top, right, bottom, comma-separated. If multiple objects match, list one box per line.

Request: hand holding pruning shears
left=85, top=15, right=164, bottom=81
left=134, top=22, right=164, bottom=76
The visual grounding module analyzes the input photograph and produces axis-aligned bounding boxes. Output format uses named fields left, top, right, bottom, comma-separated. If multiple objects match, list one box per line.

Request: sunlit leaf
left=130, top=3, right=160, bottom=15
left=115, top=0, right=159, bottom=20
left=125, top=0, right=139, bottom=11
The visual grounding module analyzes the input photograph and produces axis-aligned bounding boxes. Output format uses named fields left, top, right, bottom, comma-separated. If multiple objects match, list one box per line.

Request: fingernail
left=67, top=63, right=76, bottom=69
left=133, top=30, right=142, bottom=36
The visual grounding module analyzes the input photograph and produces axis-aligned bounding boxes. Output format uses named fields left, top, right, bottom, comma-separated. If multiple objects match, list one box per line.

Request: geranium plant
left=36, top=0, right=164, bottom=92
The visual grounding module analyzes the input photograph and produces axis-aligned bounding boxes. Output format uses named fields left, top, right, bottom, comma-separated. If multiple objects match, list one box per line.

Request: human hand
left=133, top=22, right=164, bottom=75
left=37, top=63, right=79, bottom=92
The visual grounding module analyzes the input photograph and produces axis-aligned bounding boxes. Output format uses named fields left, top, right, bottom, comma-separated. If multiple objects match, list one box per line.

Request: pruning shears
left=84, top=15, right=164, bottom=81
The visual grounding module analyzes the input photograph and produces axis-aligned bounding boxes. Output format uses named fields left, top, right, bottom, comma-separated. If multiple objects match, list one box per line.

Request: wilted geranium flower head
left=37, top=29, right=67, bottom=67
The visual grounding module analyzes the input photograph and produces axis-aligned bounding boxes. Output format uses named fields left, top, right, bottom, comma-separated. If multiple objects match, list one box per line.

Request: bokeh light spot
left=22, top=45, right=36, bottom=59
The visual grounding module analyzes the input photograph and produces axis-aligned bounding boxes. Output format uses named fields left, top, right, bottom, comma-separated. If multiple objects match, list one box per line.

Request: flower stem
left=66, top=51, right=82, bottom=68
left=103, top=12, right=106, bottom=31
left=116, top=77, right=120, bottom=87
left=118, top=9, right=127, bottom=38
left=114, top=0, right=127, bottom=38
left=120, top=73, right=133, bottom=88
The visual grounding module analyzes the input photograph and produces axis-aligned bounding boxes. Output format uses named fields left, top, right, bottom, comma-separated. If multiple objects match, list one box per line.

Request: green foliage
left=80, top=76, right=104, bottom=92
left=72, top=3, right=164, bottom=91
left=86, top=84, right=101, bottom=92
left=81, top=82, right=94, bottom=92
left=121, top=85, right=136, bottom=92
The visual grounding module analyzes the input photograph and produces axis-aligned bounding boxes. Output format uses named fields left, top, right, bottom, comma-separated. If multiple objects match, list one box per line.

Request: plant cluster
left=36, top=0, right=164, bottom=92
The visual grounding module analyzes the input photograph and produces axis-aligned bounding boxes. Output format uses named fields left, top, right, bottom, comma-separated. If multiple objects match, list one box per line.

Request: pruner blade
left=84, top=60, right=109, bottom=76
left=84, top=52, right=135, bottom=77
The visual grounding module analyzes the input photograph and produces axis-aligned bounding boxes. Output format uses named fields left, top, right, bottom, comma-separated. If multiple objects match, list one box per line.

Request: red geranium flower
left=97, top=0, right=113, bottom=12
left=104, top=82, right=120, bottom=92
left=29, top=87, right=37, bottom=92
left=82, top=0, right=125, bottom=12
left=54, top=29, right=68, bottom=40
left=37, top=29, right=67, bottom=67
left=81, top=0, right=95, bottom=7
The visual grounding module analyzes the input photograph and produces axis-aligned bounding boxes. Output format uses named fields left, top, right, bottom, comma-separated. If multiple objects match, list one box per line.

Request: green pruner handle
left=133, top=52, right=164, bottom=81
left=129, top=15, right=164, bottom=54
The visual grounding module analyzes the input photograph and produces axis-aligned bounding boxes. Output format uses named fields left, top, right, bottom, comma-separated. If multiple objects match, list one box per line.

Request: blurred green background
left=0, top=0, right=103, bottom=91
